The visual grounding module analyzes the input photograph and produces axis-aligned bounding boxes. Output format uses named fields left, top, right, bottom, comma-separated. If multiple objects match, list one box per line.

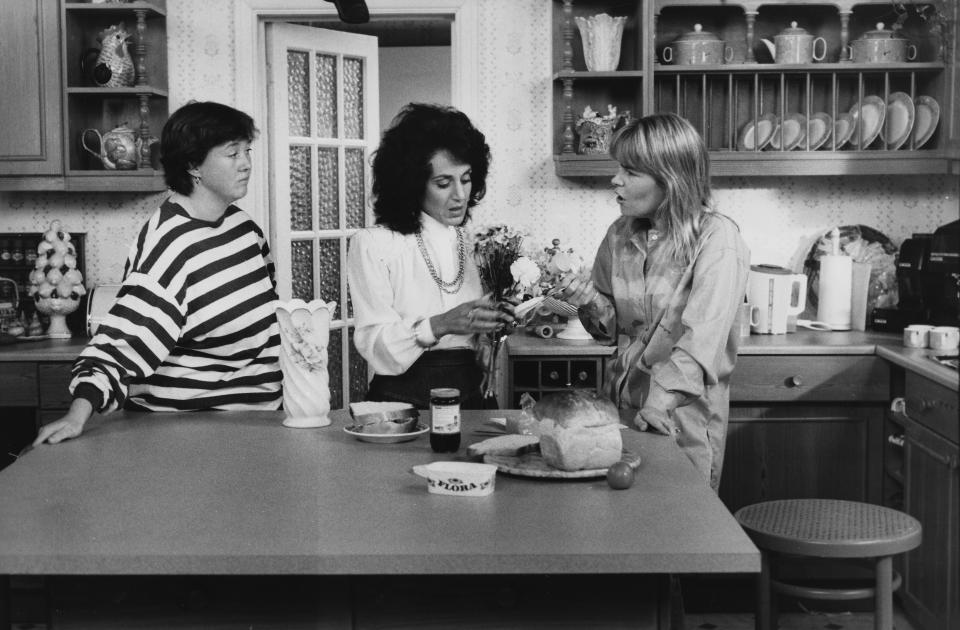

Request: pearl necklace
left=416, top=227, right=465, bottom=294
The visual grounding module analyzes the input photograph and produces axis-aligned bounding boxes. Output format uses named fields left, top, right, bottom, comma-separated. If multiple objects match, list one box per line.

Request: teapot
left=761, top=22, right=827, bottom=64
left=81, top=125, right=140, bottom=170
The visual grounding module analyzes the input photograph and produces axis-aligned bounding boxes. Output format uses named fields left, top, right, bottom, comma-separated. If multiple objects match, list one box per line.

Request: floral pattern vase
left=276, top=299, right=336, bottom=428
left=574, top=13, right=627, bottom=71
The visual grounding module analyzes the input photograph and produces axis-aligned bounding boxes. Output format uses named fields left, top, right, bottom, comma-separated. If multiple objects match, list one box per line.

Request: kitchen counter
left=0, top=409, right=757, bottom=576
left=507, top=330, right=958, bottom=390
left=0, top=409, right=758, bottom=627
left=1, top=330, right=955, bottom=390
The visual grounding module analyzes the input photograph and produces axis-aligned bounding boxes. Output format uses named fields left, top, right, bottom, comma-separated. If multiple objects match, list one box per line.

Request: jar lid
left=778, top=21, right=811, bottom=36
left=860, top=22, right=900, bottom=40
left=430, top=387, right=460, bottom=398
left=675, top=24, right=721, bottom=43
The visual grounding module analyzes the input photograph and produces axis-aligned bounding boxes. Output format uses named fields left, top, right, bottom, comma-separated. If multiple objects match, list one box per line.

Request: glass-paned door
left=266, top=23, right=379, bottom=409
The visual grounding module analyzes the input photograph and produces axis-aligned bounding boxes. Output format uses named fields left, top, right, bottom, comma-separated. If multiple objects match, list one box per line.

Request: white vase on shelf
left=574, top=13, right=627, bottom=72
left=275, top=299, right=337, bottom=428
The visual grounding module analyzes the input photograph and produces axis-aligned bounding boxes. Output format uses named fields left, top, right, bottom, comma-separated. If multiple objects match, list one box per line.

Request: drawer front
left=732, top=355, right=890, bottom=402
left=38, top=363, right=74, bottom=410
left=905, top=371, right=959, bottom=444
left=0, top=363, right=38, bottom=406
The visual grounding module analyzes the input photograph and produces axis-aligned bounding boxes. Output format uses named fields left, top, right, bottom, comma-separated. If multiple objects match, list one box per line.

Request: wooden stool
left=734, top=499, right=921, bottom=630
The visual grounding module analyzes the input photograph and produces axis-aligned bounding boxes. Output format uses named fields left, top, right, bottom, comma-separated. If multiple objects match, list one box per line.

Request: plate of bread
left=467, top=391, right=642, bottom=479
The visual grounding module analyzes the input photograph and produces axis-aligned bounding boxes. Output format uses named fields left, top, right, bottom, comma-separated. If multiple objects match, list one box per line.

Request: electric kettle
left=746, top=264, right=807, bottom=334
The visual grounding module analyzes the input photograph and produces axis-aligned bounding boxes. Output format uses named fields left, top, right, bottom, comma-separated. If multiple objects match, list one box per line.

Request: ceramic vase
left=574, top=13, right=627, bottom=71
left=35, top=297, right=80, bottom=339
left=275, top=299, right=337, bottom=428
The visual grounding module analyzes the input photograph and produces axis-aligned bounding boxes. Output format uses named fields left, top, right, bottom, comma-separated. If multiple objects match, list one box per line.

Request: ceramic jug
left=761, top=22, right=827, bottom=64
left=81, top=125, right=141, bottom=170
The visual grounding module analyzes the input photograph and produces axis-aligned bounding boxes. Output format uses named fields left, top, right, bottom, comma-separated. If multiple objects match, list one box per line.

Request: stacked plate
left=846, top=95, right=886, bottom=150
left=879, top=92, right=915, bottom=150
left=802, top=112, right=832, bottom=150
left=912, top=95, right=940, bottom=148
left=737, top=113, right=778, bottom=151
left=768, top=113, right=807, bottom=151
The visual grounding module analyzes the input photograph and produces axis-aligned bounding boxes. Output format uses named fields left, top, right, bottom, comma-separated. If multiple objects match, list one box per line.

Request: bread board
left=484, top=449, right=641, bottom=479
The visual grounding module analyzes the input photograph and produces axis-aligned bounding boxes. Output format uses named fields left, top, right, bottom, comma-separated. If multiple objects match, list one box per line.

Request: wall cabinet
left=553, top=0, right=959, bottom=176
left=0, top=0, right=168, bottom=191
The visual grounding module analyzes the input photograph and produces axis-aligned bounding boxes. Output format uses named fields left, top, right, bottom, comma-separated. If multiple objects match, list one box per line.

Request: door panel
left=267, top=23, right=380, bottom=409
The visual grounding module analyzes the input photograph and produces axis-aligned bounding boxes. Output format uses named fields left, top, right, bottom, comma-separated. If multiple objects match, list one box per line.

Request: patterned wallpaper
left=1, top=0, right=956, bottom=287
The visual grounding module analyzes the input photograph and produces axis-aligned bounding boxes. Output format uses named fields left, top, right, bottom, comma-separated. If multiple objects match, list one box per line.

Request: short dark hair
left=160, top=101, right=258, bottom=195
left=371, top=103, right=491, bottom=234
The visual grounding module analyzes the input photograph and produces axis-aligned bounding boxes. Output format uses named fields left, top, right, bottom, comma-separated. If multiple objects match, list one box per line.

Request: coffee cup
left=928, top=326, right=960, bottom=351
left=903, top=324, right=934, bottom=348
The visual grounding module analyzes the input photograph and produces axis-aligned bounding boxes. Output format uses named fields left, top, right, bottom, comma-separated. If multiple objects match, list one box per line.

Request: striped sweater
left=71, top=200, right=282, bottom=413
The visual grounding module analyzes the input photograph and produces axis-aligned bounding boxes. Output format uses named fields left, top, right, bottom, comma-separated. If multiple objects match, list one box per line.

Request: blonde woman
left=556, top=113, right=750, bottom=491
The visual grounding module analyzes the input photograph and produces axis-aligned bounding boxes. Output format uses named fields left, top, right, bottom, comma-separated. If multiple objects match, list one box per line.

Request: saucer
left=847, top=96, right=885, bottom=149
left=912, top=95, right=940, bottom=148
left=344, top=423, right=429, bottom=443
left=879, top=92, right=914, bottom=150
left=768, top=113, right=807, bottom=151
left=737, top=113, right=777, bottom=151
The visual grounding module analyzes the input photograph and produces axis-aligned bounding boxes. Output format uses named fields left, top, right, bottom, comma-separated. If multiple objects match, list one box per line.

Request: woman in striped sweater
left=34, top=102, right=282, bottom=445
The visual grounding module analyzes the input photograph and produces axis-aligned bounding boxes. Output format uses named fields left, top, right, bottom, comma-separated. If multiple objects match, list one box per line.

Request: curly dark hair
left=371, top=103, right=491, bottom=234
left=160, top=101, right=258, bottom=196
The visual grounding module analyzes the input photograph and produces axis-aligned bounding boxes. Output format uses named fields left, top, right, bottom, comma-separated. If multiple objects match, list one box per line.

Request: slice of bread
left=467, top=434, right=540, bottom=458
left=349, top=401, right=414, bottom=416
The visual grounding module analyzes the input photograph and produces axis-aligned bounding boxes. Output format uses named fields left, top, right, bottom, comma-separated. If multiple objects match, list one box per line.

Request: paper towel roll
left=817, top=255, right=852, bottom=330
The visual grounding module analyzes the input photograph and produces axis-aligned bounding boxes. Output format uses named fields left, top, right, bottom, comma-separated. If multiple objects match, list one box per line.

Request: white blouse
left=346, top=213, right=482, bottom=376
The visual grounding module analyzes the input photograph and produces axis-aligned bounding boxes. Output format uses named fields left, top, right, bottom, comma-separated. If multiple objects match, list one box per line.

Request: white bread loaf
left=532, top=391, right=622, bottom=471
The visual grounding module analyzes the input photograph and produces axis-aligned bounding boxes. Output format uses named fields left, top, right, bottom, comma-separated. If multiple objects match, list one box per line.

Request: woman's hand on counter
left=33, top=398, right=93, bottom=446
left=634, top=406, right=677, bottom=436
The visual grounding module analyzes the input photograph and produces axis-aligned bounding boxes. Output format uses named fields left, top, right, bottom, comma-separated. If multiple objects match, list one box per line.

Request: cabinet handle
left=887, top=434, right=905, bottom=448
left=549, top=370, right=559, bottom=381
left=786, top=375, right=803, bottom=387
left=890, top=397, right=906, bottom=413
left=577, top=370, right=588, bottom=382
left=910, top=438, right=960, bottom=469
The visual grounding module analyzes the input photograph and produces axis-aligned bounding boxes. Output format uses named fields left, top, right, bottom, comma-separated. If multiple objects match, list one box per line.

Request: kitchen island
left=0, top=409, right=759, bottom=629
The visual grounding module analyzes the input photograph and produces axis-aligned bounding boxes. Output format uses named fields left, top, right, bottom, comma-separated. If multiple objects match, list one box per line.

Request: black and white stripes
left=71, top=200, right=282, bottom=413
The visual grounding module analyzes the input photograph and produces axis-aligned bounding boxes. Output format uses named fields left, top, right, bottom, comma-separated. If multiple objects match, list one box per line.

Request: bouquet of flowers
left=530, top=239, right=594, bottom=340
left=472, top=225, right=540, bottom=403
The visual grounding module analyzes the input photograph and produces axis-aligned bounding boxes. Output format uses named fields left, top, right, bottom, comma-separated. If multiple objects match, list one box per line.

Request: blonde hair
left=609, top=113, right=711, bottom=266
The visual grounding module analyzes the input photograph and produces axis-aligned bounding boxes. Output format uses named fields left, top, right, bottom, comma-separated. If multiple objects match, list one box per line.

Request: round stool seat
left=735, top=499, right=922, bottom=559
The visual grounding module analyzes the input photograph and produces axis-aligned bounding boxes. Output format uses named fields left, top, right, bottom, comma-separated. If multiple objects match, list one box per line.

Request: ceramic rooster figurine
left=91, top=23, right=135, bottom=87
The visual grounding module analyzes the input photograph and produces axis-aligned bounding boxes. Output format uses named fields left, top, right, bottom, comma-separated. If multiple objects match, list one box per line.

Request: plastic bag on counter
left=803, top=225, right=898, bottom=312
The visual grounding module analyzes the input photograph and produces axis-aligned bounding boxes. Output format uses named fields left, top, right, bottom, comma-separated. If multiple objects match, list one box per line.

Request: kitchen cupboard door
left=0, top=0, right=63, bottom=176
left=901, top=419, right=959, bottom=630
left=719, top=405, right=882, bottom=514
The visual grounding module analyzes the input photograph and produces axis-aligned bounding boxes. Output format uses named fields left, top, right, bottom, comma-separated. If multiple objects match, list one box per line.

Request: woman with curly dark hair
left=347, top=103, right=514, bottom=409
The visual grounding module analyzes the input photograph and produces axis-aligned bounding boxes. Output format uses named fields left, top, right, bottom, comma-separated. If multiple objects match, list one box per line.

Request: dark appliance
left=924, top=219, right=960, bottom=326
left=870, top=220, right=960, bottom=330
